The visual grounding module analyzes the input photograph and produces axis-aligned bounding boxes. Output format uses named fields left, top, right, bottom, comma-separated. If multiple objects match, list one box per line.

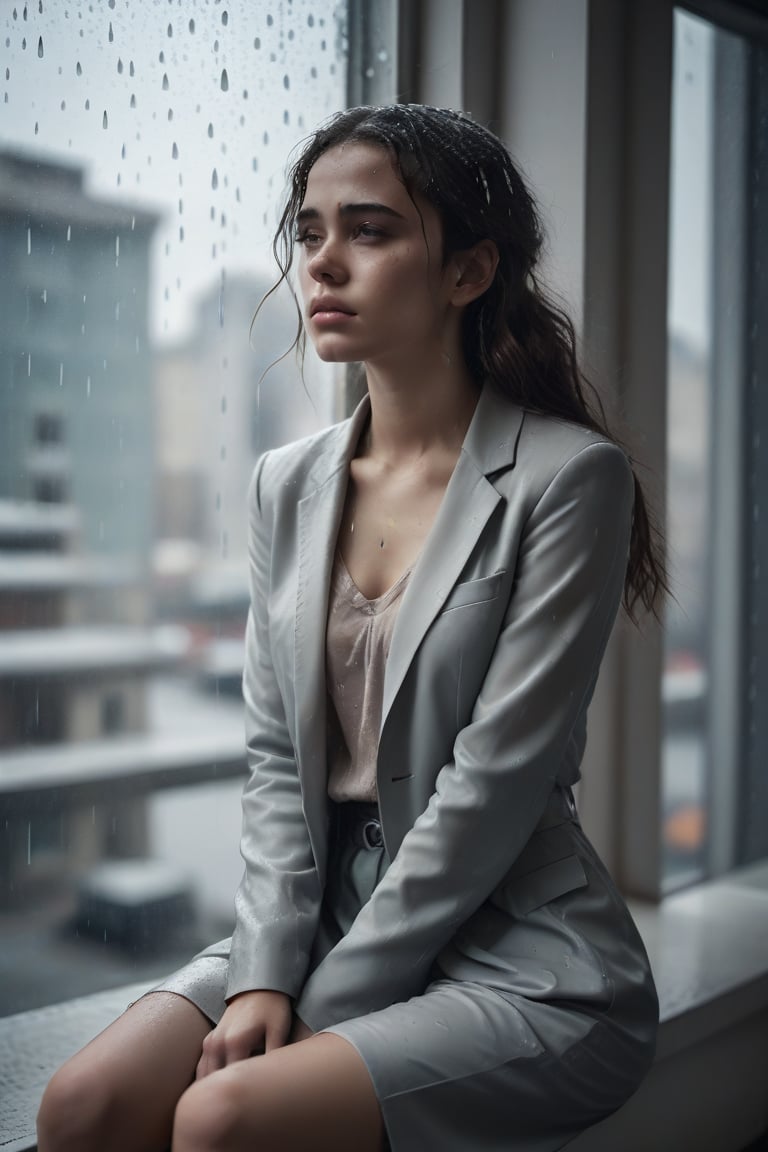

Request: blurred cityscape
left=0, top=147, right=332, bottom=1015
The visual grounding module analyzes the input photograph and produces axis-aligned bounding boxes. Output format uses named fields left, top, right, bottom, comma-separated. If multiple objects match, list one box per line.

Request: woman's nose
left=307, top=238, right=347, bottom=283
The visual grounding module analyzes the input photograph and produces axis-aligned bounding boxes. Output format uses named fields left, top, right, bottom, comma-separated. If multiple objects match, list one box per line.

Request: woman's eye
left=354, top=223, right=385, bottom=240
left=295, top=230, right=321, bottom=246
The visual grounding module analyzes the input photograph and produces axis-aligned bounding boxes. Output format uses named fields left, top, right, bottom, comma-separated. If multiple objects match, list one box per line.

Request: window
left=662, top=4, right=768, bottom=888
left=0, top=0, right=395, bottom=1015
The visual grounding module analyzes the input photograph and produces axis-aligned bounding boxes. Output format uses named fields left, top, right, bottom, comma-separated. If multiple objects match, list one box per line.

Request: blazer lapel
left=382, top=386, right=524, bottom=724
left=292, top=399, right=371, bottom=861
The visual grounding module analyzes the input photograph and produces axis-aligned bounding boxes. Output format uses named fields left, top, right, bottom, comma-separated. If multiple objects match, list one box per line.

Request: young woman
left=38, top=104, right=663, bottom=1152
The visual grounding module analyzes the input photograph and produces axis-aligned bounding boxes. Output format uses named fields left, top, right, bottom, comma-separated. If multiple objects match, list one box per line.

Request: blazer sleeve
left=225, top=452, right=322, bottom=1002
left=296, top=441, right=634, bottom=1030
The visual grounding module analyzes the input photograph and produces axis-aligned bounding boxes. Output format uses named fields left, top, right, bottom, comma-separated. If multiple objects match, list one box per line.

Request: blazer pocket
left=440, top=570, right=506, bottom=613
left=498, top=854, right=588, bottom=917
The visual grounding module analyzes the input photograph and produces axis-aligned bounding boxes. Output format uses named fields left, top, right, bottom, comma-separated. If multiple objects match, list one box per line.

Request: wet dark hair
left=267, top=104, right=665, bottom=620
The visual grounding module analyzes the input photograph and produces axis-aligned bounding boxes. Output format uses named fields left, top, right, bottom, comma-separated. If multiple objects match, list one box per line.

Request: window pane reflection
left=662, top=8, right=762, bottom=888
left=0, top=1, right=359, bottom=1013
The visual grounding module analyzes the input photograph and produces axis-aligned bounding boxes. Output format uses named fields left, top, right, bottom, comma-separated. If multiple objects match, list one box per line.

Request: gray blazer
left=225, top=383, right=650, bottom=1034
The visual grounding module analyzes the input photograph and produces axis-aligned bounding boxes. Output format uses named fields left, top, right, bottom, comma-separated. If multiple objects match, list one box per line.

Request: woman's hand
left=195, top=989, right=293, bottom=1079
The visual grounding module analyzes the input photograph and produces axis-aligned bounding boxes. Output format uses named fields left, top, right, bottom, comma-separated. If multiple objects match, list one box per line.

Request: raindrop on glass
left=222, top=11, right=228, bottom=25
left=308, top=14, right=314, bottom=26
left=129, top=60, right=134, bottom=77
left=162, top=72, right=169, bottom=90
left=220, top=68, right=229, bottom=91
left=102, top=110, right=108, bottom=129
left=76, top=60, right=82, bottom=76
left=283, top=74, right=289, bottom=89
left=37, top=34, right=43, bottom=57
left=172, top=142, right=178, bottom=159
left=130, top=93, right=136, bottom=108
left=117, top=57, right=123, bottom=74
left=108, top=21, right=114, bottom=42
left=254, top=36, right=260, bottom=49
left=211, top=168, right=218, bottom=190
left=267, top=14, right=274, bottom=26
left=167, top=22, right=173, bottom=38
left=208, top=122, right=214, bottom=138
left=189, top=18, right=195, bottom=33
left=168, top=108, right=173, bottom=121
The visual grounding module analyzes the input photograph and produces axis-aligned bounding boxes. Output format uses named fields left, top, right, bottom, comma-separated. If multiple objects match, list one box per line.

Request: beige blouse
left=326, top=551, right=411, bottom=802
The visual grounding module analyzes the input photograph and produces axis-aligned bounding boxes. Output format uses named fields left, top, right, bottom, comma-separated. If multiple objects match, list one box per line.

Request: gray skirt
left=149, top=801, right=657, bottom=1152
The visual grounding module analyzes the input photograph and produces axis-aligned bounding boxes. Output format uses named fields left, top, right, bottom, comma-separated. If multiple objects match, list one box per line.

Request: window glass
left=0, top=0, right=372, bottom=1014
left=663, top=7, right=766, bottom=888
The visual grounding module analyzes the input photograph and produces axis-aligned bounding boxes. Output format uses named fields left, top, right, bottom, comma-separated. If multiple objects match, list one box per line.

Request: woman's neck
left=362, top=356, right=481, bottom=467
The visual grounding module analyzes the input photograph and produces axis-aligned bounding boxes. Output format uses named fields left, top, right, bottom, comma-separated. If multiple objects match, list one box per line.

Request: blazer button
left=362, top=819, right=383, bottom=849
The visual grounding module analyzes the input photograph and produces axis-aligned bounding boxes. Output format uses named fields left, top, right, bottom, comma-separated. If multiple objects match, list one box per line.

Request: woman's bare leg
left=37, top=992, right=211, bottom=1152
left=172, top=1031, right=385, bottom=1152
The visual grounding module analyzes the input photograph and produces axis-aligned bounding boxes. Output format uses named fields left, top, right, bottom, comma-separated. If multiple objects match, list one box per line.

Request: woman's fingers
left=195, top=989, right=293, bottom=1077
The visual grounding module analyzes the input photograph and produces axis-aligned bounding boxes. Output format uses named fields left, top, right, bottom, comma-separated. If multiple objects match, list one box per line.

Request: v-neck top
left=326, top=551, right=412, bottom=802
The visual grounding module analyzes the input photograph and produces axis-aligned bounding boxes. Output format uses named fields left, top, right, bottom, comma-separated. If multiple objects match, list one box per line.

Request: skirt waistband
left=332, top=785, right=577, bottom=853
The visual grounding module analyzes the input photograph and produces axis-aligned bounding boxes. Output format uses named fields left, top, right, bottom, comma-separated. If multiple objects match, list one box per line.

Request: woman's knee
left=37, top=1057, right=114, bottom=1152
left=172, top=1075, right=247, bottom=1152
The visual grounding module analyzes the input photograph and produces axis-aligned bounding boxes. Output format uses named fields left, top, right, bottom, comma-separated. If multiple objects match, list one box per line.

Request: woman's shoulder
left=486, top=398, right=633, bottom=516
left=247, top=410, right=357, bottom=513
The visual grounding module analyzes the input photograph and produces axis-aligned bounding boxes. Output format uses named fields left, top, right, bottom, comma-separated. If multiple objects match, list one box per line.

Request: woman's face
left=296, top=142, right=460, bottom=369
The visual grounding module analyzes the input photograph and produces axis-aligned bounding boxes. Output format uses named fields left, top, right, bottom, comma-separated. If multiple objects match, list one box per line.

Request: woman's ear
left=450, top=240, right=499, bottom=306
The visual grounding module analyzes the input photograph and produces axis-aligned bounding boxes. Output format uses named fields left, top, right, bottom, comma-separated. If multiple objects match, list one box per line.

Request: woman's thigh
left=37, top=991, right=211, bottom=1152
left=173, top=1032, right=385, bottom=1152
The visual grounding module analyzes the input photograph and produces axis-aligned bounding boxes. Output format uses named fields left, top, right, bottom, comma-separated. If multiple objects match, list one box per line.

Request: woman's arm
left=296, top=441, right=634, bottom=1031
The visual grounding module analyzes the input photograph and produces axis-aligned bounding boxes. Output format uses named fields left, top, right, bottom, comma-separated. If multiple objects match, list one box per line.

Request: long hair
left=266, top=104, right=666, bottom=620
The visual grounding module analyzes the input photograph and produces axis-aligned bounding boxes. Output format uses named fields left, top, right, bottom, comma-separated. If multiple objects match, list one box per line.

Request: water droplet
left=76, top=60, right=82, bottom=76
left=211, top=167, right=218, bottom=190
left=129, top=60, right=134, bottom=77
left=220, top=68, right=229, bottom=91
left=130, top=93, right=136, bottom=108
left=378, top=49, right=388, bottom=62
left=117, top=57, right=123, bottom=74
left=222, top=11, right=228, bottom=25
left=108, top=21, right=114, bottom=42
left=66, top=224, right=71, bottom=241
left=34, top=120, right=38, bottom=133
left=37, top=34, right=43, bottom=57
left=168, top=107, right=173, bottom=121
left=254, top=36, right=261, bottom=49
left=27, top=226, right=31, bottom=254
left=208, top=122, right=214, bottom=138
left=167, top=22, right=173, bottom=37
left=189, top=18, right=195, bottom=33
left=308, top=14, right=314, bottom=26
left=162, top=72, right=169, bottom=91
left=172, top=141, right=178, bottom=159
left=115, top=235, right=119, bottom=265
left=283, top=74, right=289, bottom=90
left=85, top=98, right=90, bottom=110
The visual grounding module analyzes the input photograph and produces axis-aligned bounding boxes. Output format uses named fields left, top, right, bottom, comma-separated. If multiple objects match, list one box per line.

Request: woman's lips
left=311, top=308, right=356, bottom=325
